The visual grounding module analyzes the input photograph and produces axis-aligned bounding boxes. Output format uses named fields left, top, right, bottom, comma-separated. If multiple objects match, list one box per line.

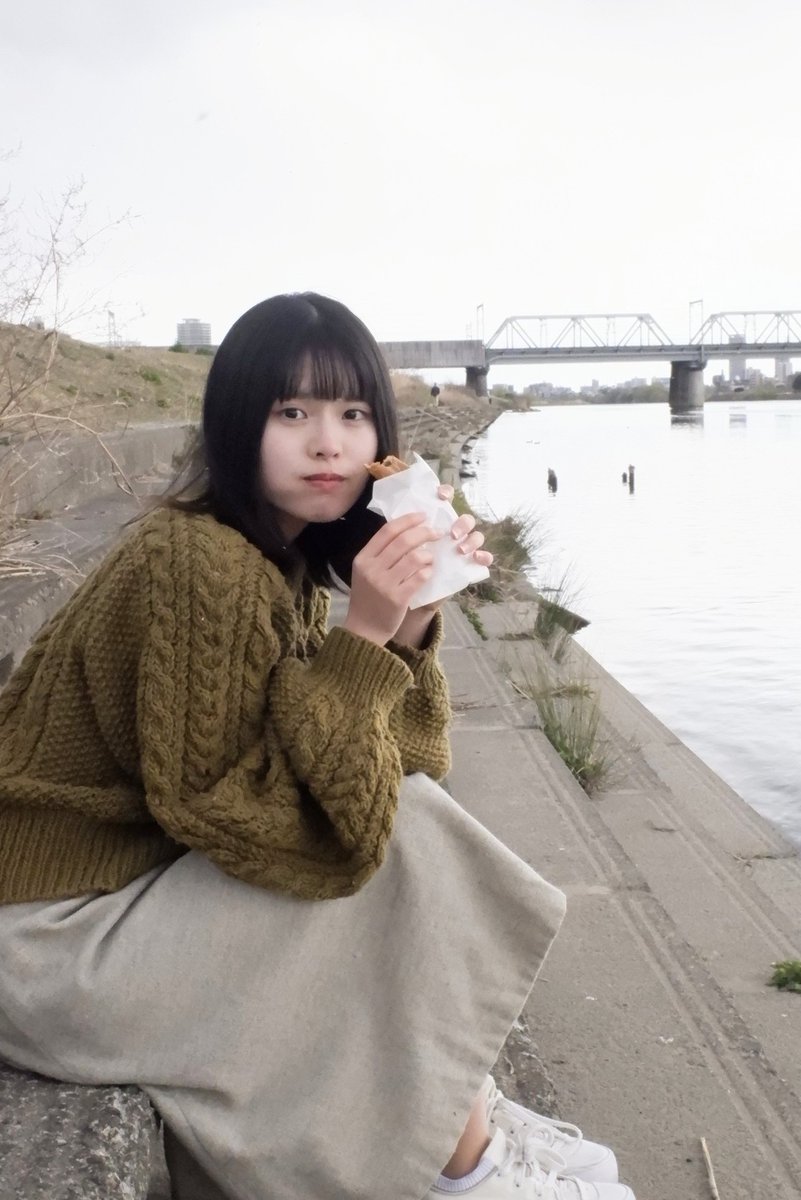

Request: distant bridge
left=379, top=311, right=801, bottom=413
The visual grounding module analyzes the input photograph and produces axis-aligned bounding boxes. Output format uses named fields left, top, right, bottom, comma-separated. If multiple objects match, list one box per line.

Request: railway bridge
left=380, top=311, right=801, bottom=412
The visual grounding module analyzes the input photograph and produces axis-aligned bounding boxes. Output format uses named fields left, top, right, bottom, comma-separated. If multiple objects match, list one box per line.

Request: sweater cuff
left=387, top=609, right=444, bottom=671
left=310, top=625, right=413, bottom=708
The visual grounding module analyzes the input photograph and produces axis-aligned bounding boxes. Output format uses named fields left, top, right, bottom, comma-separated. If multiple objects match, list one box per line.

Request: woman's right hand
left=342, top=512, right=441, bottom=646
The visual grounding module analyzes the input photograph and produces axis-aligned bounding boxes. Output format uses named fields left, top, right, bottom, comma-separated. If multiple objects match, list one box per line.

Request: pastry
left=366, top=455, right=409, bottom=480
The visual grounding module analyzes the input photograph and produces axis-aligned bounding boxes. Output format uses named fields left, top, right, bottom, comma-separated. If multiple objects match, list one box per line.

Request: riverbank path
left=431, top=592, right=801, bottom=1200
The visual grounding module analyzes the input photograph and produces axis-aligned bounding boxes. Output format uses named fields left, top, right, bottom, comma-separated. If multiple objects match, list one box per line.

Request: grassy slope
left=1, top=323, right=485, bottom=434
left=2, top=323, right=212, bottom=432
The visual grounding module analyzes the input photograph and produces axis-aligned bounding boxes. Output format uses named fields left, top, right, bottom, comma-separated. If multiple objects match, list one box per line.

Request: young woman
left=0, top=294, right=633, bottom=1200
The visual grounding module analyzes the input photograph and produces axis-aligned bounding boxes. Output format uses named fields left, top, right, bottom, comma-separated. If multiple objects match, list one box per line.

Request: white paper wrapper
left=366, top=453, right=490, bottom=609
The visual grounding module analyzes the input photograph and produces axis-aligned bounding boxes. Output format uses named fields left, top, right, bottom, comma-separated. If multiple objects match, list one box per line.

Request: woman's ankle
left=440, top=1090, right=491, bottom=1178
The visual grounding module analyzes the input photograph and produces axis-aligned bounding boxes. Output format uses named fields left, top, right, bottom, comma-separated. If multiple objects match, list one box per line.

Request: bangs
left=279, top=338, right=381, bottom=408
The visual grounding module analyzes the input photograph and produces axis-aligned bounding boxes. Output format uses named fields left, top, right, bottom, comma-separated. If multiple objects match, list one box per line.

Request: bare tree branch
left=1, top=173, right=133, bottom=583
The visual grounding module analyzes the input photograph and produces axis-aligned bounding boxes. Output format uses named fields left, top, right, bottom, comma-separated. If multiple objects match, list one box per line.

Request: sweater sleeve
left=385, top=611, right=452, bottom=781
left=132, top=515, right=414, bottom=899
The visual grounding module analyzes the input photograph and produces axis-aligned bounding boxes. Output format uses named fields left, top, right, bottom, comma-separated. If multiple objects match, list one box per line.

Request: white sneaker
left=429, top=1129, right=636, bottom=1199
left=485, top=1077, right=619, bottom=1184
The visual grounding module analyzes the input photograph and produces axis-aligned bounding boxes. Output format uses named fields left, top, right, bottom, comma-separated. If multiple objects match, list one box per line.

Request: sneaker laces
left=496, top=1131, right=581, bottom=1199
left=486, top=1078, right=584, bottom=1154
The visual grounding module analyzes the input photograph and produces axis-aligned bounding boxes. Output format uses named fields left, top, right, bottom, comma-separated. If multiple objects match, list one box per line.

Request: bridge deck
left=380, top=341, right=801, bottom=369
left=380, top=340, right=485, bottom=370
left=485, top=341, right=801, bottom=365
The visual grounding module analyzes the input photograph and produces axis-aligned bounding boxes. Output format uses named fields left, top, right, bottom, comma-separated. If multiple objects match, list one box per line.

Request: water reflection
left=670, top=410, right=704, bottom=428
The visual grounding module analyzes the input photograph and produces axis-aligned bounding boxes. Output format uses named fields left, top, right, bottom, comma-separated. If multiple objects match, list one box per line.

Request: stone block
left=0, top=1060, right=157, bottom=1200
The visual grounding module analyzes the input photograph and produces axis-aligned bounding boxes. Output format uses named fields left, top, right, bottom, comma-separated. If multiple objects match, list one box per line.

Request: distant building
left=728, top=334, right=747, bottom=384
left=524, top=381, right=574, bottom=399
left=775, top=356, right=792, bottom=385
left=176, top=318, right=212, bottom=348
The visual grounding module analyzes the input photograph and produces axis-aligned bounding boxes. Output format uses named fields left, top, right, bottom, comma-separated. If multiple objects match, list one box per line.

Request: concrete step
left=1, top=491, right=151, bottom=682
left=441, top=598, right=801, bottom=1200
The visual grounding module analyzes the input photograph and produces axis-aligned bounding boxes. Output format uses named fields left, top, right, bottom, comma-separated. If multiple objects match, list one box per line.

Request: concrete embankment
left=1, top=422, right=193, bottom=682
left=452, top=594, right=801, bottom=1200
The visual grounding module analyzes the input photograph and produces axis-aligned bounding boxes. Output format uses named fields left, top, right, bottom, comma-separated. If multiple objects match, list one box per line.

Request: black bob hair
left=162, top=292, right=399, bottom=588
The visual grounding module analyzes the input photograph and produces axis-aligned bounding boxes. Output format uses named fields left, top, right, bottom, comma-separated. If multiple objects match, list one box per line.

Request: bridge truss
left=483, top=311, right=801, bottom=365
left=486, top=313, right=673, bottom=352
left=691, top=311, right=801, bottom=346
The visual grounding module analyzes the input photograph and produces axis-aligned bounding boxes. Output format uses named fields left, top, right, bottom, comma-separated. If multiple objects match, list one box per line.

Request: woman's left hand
left=436, top=483, right=493, bottom=569
left=391, top=484, right=493, bottom=645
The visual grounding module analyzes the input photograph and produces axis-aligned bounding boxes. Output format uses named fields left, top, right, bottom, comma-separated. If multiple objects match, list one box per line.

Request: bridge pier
left=466, top=365, right=489, bottom=397
left=668, top=360, right=705, bottom=414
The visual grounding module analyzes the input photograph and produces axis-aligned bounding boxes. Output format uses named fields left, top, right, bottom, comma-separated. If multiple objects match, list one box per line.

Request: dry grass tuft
left=390, top=371, right=479, bottom=410
left=516, top=668, right=616, bottom=795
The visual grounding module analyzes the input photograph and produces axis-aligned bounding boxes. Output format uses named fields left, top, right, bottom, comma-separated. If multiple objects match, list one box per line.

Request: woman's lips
left=303, top=474, right=345, bottom=490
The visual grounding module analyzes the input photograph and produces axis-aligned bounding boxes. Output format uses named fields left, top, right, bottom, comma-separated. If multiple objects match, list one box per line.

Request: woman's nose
left=310, top=414, right=341, bottom=458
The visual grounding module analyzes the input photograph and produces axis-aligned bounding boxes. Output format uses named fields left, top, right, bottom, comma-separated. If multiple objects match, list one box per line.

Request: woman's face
left=258, top=382, right=378, bottom=543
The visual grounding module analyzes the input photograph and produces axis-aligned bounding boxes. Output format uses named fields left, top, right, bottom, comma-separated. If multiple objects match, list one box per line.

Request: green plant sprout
left=768, top=960, right=801, bottom=992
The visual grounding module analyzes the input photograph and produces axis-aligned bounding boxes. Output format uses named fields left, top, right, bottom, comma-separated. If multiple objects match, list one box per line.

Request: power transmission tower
left=107, top=309, right=121, bottom=349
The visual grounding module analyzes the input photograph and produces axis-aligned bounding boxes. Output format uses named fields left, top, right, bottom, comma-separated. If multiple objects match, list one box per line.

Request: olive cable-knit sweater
left=0, top=507, right=452, bottom=904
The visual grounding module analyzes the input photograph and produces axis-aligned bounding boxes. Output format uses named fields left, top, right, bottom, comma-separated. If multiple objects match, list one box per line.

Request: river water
left=462, top=399, right=801, bottom=845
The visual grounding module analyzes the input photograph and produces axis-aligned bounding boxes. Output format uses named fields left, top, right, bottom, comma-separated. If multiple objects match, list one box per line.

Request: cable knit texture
left=0, top=508, right=452, bottom=903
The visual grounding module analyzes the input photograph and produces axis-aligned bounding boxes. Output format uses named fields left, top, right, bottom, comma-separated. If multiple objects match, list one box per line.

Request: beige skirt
left=0, top=773, right=565, bottom=1200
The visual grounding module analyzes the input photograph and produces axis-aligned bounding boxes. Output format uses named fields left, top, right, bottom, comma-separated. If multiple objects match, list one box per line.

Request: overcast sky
left=2, top=0, right=800, bottom=386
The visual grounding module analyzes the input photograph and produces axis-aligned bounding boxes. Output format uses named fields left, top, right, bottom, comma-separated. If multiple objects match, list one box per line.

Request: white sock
left=434, top=1154, right=495, bottom=1193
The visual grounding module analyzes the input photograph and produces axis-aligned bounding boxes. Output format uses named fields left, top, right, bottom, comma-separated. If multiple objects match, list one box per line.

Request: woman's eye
left=343, top=408, right=372, bottom=421
left=279, top=406, right=304, bottom=420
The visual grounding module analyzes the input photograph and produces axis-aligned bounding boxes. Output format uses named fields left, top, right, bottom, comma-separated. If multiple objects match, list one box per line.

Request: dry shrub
left=390, top=371, right=483, bottom=411
left=390, top=371, right=431, bottom=408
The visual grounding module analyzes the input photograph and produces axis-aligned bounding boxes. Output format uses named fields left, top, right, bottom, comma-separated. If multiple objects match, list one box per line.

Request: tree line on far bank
left=499, top=376, right=801, bottom=406
left=596, top=376, right=801, bottom=404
